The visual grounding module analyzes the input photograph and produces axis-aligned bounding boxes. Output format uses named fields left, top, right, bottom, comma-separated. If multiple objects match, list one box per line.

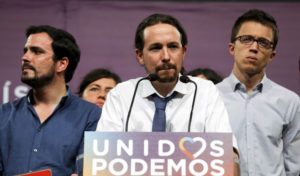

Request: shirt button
left=38, top=127, right=41, bottom=132
left=33, top=148, right=38, bottom=152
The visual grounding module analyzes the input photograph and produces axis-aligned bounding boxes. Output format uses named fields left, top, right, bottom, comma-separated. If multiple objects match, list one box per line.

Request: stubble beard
left=21, top=64, right=55, bottom=88
left=155, top=64, right=178, bottom=83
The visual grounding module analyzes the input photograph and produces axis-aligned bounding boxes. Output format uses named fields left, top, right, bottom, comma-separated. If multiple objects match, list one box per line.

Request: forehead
left=89, top=78, right=117, bottom=87
left=237, top=21, right=273, bottom=41
left=143, top=23, right=181, bottom=45
left=25, top=32, right=53, bottom=48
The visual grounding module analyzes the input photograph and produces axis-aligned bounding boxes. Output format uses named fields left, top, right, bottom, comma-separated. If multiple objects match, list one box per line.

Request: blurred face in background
left=82, top=77, right=117, bottom=108
left=197, top=74, right=207, bottom=80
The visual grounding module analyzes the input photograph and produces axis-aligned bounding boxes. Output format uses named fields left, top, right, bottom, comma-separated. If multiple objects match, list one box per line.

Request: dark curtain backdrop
left=0, top=0, right=299, bottom=103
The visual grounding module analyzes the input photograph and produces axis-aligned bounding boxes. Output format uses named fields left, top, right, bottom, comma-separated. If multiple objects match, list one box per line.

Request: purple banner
left=0, top=1, right=299, bottom=104
left=84, top=132, right=233, bottom=176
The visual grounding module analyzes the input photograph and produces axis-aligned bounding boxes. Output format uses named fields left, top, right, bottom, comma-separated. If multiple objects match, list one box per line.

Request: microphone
left=147, top=74, right=159, bottom=81
left=125, top=74, right=158, bottom=131
left=179, top=75, right=190, bottom=83
left=179, top=75, right=198, bottom=132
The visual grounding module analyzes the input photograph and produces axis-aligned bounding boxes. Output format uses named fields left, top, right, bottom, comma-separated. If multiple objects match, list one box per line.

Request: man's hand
left=233, top=151, right=240, bottom=176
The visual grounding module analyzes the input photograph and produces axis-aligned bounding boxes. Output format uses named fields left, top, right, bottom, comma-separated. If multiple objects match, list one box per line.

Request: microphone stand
left=125, top=74, right=158, bottom=132
left=179, top=75, right=197, bottom=132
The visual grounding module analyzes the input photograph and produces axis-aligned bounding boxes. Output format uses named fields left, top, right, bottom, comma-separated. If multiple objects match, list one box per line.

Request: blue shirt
left=0, top=87, right=101, bottom=176
left=217, top=73, right=300, bottom=176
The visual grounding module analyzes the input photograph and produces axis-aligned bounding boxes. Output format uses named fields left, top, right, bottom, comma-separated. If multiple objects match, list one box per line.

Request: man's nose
left=161, top=47, right=170, bottom=62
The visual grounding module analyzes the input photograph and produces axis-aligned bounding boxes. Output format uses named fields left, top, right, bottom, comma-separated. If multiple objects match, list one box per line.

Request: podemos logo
left=91, top=136, right=226, bottom=176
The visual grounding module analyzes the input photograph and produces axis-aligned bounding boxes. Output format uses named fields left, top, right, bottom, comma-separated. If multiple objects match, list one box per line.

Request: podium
left=83, top=132, right=233, bottom=176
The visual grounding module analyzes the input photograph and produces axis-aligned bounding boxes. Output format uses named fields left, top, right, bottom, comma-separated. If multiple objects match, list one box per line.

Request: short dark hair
left=188, top=68, right=223, bottom=84
left=135, top=13, right=188, bottom=52
left=26, top=25, right=80, bottom=83
left=78, top=68, right=121, bottom=97
left=231, top=9, right=279, bottom=50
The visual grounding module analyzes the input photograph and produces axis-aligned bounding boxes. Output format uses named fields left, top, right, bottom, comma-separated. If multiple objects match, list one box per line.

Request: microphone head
left=147, top=74, right=159, bottom=81
left=179, top=75, right=190, bottom=83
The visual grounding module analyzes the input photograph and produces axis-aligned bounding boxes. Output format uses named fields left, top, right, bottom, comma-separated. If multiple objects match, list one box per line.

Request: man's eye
left=150, top=47, right=161, bottom=50
left=258, top=39, right=269, bottom=46
left=241, top=36, right=253, bottom=42
left=32, top=48, right=43, bottom=54
left=169, top=45, right=179, bottom=49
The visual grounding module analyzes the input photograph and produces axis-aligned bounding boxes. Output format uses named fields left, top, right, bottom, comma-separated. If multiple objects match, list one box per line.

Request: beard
left=21, top=63, right=55, bottom=88
left=155, top=63, right=178, bottom=83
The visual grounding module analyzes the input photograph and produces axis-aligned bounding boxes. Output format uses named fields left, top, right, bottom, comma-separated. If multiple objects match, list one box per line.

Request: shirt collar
left=140, top=74, right=189, bottom=98
left=27, top=86, right=72, bottom=106
left=228, top=72, right=270, bottom=93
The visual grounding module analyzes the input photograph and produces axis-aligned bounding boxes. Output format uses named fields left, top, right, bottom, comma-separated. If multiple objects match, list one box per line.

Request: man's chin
left=157, top=75, right=178, bottom=83
left=244, top=67, right=263, bottom=76
left=155, top=69, right=178, bottom=82
left=21, top=77, right=36, bottom=87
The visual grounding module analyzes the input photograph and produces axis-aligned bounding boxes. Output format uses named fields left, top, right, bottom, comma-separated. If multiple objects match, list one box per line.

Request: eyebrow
left=148, top=43, right=162, bottom=48
left=23, top=46, right=45, bottom=53
left=149, top=41, right=180, bottom=48
left=90, top=84, right=114, bottom=89
left=167, top=42, right=180, bottom=46
left=89, top=84, right=100, bottom=88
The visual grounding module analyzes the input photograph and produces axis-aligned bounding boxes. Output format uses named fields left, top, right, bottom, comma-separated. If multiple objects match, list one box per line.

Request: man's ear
left=229, top=42, right=235, bottom=56
left=56, top=57, right=69, bottom=73
left=182, top=45, right=187, bottom=62
left=269, top=50, right=276, bottom=61
left=135, top=49, right=144, bottom=65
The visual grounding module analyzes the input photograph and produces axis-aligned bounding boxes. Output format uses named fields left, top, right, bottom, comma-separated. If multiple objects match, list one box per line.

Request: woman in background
left=188, top=67, right=223, bottom=84
left=78, top=68, right=121, bottom=108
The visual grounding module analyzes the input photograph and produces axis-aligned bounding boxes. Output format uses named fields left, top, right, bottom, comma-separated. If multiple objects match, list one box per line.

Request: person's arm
left=0, top=157, right=2, bottom=176
left=0, top=105, right=4, bottom=176
left=233, top=149, right=240, bottom=176
left=75, top=106, right=101, bottom=176
left=96, top=88, right=125, bottom=131
left=282, top=97, right=300, bottom=175
left=204, top=81, right=240, bottom=175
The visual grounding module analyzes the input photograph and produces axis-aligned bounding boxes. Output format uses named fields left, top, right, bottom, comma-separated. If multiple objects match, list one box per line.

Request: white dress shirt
left=217, top=73, right=300, bottom=176
left=97, top=75, right=236, bottom=147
